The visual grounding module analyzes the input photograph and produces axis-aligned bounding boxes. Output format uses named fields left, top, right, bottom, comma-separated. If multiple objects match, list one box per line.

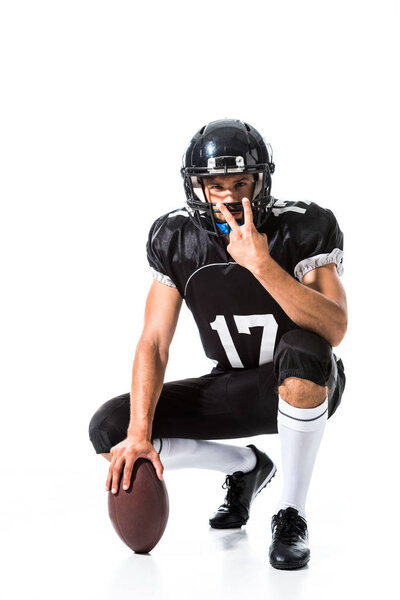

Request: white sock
left=152, top=438, right=257, bottom=474
left=277, top=395, right=328, bottom=520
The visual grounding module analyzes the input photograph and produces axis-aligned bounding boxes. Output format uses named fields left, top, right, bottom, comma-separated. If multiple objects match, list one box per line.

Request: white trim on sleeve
left=294, top=248, right=344, bottom=282
left=150, top=267, right=177, bottom=288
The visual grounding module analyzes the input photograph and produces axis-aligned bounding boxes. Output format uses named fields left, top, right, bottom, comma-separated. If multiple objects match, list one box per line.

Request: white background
left=1, top=1, right=399, bottom=598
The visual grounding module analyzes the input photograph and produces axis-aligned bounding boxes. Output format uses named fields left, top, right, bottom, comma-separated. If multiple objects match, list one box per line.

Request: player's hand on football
left=106, top=437, right=164, bottom=494
left=217, top=198, right=270, bottom=272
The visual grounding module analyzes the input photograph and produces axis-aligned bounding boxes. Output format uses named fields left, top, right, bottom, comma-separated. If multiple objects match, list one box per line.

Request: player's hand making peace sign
left=217, top=198, right=270, bottom=273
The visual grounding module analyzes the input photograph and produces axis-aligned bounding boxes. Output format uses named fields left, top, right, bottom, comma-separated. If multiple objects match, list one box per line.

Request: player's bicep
left=140, top=280, right=183, bottom=353
left=302, top=263, right=347, bottom=314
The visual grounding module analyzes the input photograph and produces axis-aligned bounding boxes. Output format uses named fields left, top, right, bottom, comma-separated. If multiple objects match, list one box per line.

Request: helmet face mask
left=181, top=119, right=275, bottom=237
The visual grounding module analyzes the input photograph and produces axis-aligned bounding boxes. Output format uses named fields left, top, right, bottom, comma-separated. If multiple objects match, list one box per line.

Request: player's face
left=202, top=174, right=255, bottom=222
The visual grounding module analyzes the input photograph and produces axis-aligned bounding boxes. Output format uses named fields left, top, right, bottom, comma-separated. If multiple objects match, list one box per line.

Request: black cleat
left=269, top=507, right=310, bottom=570
left=209, top=444, right=276, bottom=529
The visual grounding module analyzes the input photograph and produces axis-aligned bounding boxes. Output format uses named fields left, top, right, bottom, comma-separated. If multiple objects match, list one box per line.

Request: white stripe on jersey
left=271, top=199, right=310, bottom=217
left=168, top=209, right=190, bottom=218
left=294, top=248, right=344, bottom=281
left=184, top=262, right=236, bottom=297
left=272, top=206, right=307, bottom=216
left=273, top=199, right=311, bottom=207
left=150, top=267, right=177, bottom=288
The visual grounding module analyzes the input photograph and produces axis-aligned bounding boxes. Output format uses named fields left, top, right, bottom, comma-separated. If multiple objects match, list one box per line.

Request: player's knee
left=89, top=409, right=103, bottom=440
left=278, top=377, right=327, bottom=408
left=279, top=329, right=332, bottom=359
left=88, top=409, right=114, bottom=455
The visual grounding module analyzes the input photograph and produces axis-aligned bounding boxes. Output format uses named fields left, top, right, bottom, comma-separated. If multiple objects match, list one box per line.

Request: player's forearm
left=127, top=338, right=168, bottom=441
left=251, top=257, right=346, bottom=347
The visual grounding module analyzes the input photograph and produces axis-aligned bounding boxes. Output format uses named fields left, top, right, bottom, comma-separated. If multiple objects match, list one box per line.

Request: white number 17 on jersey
left=210, top=314, right=278, bottom=368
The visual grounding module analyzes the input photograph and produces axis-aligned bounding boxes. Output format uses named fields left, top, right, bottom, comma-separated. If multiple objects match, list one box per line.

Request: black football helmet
left=181, top=119, right=275, bottom=236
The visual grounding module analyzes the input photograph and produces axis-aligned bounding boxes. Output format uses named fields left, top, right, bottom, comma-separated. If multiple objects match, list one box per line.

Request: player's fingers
left=105, top=453, right=117, bottom=491
left=217, top=202, right=239, bottom=230
left=105, top=465, right=113, bottom=491
left=122, top=456, right=135, bottom=490
left=110, top=457, right=125, bottom=494
left=122, top=454, right=137, bottom=490
left=151, top=452, right=164, bottom=481
left=242, top=198, right=253, bottom=225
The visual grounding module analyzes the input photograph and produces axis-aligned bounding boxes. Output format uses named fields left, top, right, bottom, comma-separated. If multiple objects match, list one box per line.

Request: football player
left=89, top=119, right=347, bottom=570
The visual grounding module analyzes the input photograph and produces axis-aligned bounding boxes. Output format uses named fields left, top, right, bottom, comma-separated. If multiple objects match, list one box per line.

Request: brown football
left=108, top=458, right=169, bottom=553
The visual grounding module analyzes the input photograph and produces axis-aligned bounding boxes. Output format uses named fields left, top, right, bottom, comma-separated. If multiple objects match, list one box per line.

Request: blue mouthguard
left=215, top=221, right=243, bottom=235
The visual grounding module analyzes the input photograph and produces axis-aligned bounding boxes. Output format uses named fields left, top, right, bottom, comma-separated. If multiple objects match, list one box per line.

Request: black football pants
left=88, top=329, right=346, bottom=454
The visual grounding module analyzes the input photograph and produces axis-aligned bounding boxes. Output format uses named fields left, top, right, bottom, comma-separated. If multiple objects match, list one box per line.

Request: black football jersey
left=146, top=200, right=344, bottom=371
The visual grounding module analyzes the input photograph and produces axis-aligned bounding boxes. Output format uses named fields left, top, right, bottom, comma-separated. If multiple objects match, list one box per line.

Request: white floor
left=2, top=414, right=396, bottom=600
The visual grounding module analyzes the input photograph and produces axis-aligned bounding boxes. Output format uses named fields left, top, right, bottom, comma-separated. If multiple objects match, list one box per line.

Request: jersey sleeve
left=146, top=217, right=177, bottom=289
left=292, top=206, right=344, bottom=282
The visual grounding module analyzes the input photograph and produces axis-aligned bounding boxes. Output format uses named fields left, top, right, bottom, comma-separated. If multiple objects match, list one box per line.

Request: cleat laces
left=273, top=511, right=307, bottom=544
left=220, top=474, right=245, bottom=509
